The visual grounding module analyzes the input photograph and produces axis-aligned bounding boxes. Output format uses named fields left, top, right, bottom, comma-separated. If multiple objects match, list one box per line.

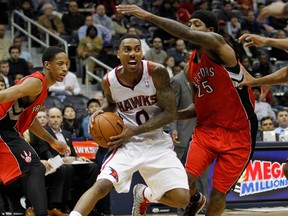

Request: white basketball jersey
left=107, top=60, right=163, bottom=141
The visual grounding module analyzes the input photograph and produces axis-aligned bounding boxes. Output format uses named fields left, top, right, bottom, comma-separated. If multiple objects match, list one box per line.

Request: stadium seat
left=63, top=95, right=90, bottom=118
left=44, top=95, right=64, bottom=110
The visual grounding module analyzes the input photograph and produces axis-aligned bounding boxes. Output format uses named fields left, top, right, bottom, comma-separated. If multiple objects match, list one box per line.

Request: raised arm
left=0, top=77, right=42, bottom=103
left=117, top=4, right=218, bottom=48
left=117, top=4, right=237, bottom=67
left=239, top=33, right=288, bottom=50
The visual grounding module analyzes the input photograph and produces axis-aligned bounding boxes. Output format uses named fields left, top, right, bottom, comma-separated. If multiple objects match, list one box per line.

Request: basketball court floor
left=136, top=207, right=288, bottom=216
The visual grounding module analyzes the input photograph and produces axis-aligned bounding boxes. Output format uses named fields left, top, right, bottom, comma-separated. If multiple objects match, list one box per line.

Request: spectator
left=37, top=3, right=65, bottom=46
left=77, top=25, right=103, bottom=74
left=8, top=45, right=30, bottom=80
left=179, top=0, right=195, bottom=14
left=111, top=11, right=128, bottom=39
left=240, top=56, right=253, bottom=73
left=31, top=0, right=58, bottom=16
left=172, top=0, right=191, bottom=24
left=32, top=108, right=99, bottom=214
left=93, top=4, right=115, bottom=36
left=163, top=56, right=175, bottom=78
left=127, top=27, right=150, bottom=56
left=252, top=52, right=274, bottom=76
left=159, top=0, right=176, bottom=19
left=270, top=29, right=288, bottom=61
left=94, top=92, right=105, bottom=106
left=168, top=39, right=188, bottom=68
left=49, top=61, right=81, bottom=100
left=61, top=0, right=85, bottom=43
left=144, top=37, right=168, bottom=64
left=241, top=10, right=262, bottom=35
left=28, top=110, right=72, bottom=216
left=78, top=15, right=112, bottom=44
left=0, top=24, right=13, bottom=61
left=252, top=86, right=276, bottom=123
left=169, top=70, right=196, bottom=159
left=0, top=74, right=6, bottom=90
left=62, top=105, right=84, bottom=138
left=13, top=36, right=34, bottom=69
left=82, top=98, right=100, bottom=140
left=274, top=109, right=288, bottom=135
left=256, top=116, right=277, bottom=141
left=0, top=60, right=13, bottom=88
left=218, top=1, right=233, bottom=22
left=226, top=14, right=241, bottom=39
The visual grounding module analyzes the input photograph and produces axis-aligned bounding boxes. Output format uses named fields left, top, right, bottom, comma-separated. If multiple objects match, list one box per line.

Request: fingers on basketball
left=89, top=112, right=123, bottom=148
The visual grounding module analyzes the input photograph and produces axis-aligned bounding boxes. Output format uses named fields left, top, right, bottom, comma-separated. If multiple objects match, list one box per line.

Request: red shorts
left=186, top=124, right=255, bottom=194
left=0, top=130, right=39, bottom=185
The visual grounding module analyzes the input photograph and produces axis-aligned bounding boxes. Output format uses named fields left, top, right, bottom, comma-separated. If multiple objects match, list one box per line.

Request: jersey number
left=195, top=81, right=213, bottom=97
left=136, top=109, right=149, bottom=125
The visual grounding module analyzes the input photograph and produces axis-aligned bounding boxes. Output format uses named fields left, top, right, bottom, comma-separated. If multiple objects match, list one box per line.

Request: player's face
left=188, top=18, right=211, bottom=50
left=45, top=52, right=69, bottom=82
left=117, top=38, right=142, bottom=72
left=189, top=18, right=210, bottom=32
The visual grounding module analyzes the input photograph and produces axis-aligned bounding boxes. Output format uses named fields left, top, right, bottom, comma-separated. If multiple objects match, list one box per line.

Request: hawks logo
left=109, top=167, right=119, bottom=182
left=145, top=80, right=150, bottom=88
left=20, top=150, right=32, bottom=163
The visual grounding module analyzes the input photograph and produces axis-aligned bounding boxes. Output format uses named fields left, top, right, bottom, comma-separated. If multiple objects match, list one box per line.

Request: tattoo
left=134, top=65, right=176, bottom=135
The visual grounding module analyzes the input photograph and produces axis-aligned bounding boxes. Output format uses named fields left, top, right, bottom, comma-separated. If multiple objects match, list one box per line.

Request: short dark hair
left=276, top=109, right=288, bottom=117
left=0, top=60, right=8, bottom=66
left=9, top=45, right=21, bottom=54
left=86, top=98, right=100, bottom=108
left=42, top=46, right=65, bottom=64
left=119, top=34, right=141, bottom=47
left=190, top=10, right=219, bottom=33
left=86, top=25, right=98, bottom=36
left=260, top=116, right=274, bottom=125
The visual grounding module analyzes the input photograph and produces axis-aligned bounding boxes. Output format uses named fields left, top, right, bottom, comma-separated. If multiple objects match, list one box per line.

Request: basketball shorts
left=97, top=132, right=189, bottom=200
left=186, top=123, right=256, bottom=194
left=0, top=129, right=41, bottom=185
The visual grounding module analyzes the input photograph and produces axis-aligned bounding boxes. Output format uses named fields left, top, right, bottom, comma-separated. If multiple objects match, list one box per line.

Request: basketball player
left=69, top=34, right=190, bottom=216
left=0, top=46, right=70, bottom=216
left=116, top=5, right=258, bottom=216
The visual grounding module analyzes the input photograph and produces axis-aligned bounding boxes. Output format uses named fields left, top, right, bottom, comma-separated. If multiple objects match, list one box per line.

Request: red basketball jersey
left=0, top=71, right=48, bottom=134
left=188, top=50, right=255, bottom=130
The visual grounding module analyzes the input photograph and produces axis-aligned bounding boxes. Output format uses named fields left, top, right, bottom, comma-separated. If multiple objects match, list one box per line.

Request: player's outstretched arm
left=257, top=1, right=288, bottom=22
left=0, top=77, right=43, bottom=103
left=29, top=118, right=71, bottom=155
left=117, top=4, right=221, bottom=50
left=239, top=34, right=288, bottom=50
left=239, top=65, right=288, bottom=87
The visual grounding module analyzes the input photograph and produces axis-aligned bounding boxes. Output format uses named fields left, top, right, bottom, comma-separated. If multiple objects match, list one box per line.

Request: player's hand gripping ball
left=90, top=112, right=123, bottom=148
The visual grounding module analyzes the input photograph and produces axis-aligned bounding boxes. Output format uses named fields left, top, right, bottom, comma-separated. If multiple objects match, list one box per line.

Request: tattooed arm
left=117, top=4, right=237, bottom=67
left=108, top=63, right=176, bottom=148
left=133, top=63, right=177, bottom=134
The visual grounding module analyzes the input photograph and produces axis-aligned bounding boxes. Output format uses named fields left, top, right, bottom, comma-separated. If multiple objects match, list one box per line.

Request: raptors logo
left=20, top=150, right=32, bottom=163
left=109, top=167, right=119, bottom=182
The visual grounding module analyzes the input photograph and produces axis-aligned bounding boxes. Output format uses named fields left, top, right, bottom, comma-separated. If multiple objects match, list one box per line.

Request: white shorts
left=97, top=132, right=189, bottom=200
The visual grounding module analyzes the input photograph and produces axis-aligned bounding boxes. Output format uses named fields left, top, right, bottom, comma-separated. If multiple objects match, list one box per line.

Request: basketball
left=90, top=112, right=123, bottom=148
